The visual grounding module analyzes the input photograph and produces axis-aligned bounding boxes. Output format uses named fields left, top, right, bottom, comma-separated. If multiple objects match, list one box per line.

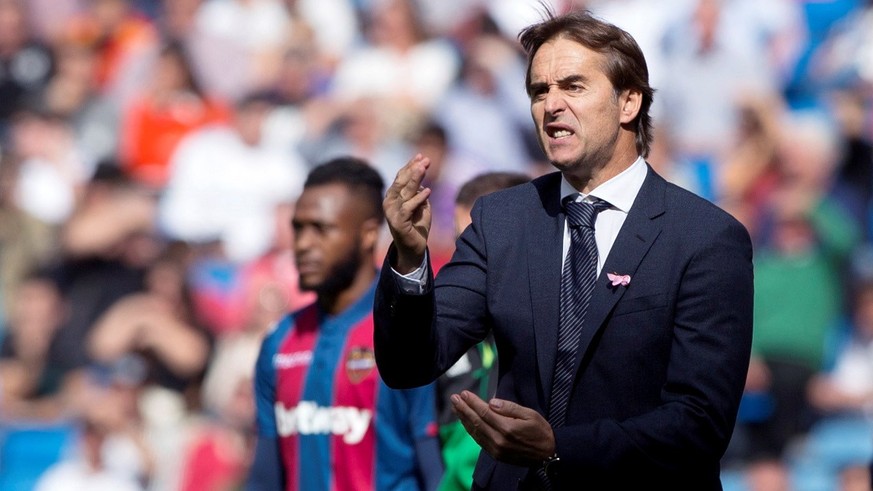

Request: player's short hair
left=304, top=156, right=385, bottom=222
left=456, top=172, right=530, bottom=208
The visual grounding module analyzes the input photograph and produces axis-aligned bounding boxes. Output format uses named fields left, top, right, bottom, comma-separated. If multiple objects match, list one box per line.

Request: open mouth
left=546, top=126, right=574, bottom=139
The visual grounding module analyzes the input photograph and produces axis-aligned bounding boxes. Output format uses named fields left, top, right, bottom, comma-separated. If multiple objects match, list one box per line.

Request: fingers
left=388, top=154, right=430, bottom=202
left=452, top=391, right=551, bottom=465
left=383, top=154, right=433, bottom=268
left=384, top=153, right=433, bottom=224
left=451, top=391, right=492, bottom=445
left=489, top=398, right=534, bottom=420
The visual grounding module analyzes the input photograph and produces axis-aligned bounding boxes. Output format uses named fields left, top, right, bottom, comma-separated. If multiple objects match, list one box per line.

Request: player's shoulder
left=261, top=303, right=319, bottom=346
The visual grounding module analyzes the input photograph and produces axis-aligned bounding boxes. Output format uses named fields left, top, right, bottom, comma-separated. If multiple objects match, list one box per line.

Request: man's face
left=528, top=37, right=626, bottom=180
left=292, top=183, right=369, bottom=295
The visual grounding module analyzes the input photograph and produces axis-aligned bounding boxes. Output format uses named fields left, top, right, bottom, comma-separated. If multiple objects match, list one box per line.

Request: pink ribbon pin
left=607, top=273, right=631, bottom=287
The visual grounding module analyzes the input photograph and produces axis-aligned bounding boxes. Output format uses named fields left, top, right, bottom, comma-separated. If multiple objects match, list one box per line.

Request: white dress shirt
left=560, top=156, right=648, bottom=275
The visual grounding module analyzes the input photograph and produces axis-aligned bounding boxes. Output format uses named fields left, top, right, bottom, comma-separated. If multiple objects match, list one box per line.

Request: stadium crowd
left=0, top=0, right=871, bottom=490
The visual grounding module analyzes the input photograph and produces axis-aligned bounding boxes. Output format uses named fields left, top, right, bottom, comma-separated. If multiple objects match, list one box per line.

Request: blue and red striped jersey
left=254, top=282, right=441, bottom=491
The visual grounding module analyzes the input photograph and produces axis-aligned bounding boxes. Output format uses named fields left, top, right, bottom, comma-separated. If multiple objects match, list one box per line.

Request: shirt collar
left=560, top=156, right=648, bottom=213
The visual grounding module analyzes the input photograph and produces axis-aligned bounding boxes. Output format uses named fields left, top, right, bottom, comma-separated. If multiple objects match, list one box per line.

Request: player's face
left=292, top=183, right=370, bottom=295
left=528, top=38, right=628, bottom=182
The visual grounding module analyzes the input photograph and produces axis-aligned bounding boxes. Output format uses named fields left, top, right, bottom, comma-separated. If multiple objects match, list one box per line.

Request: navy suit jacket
left=374, top=167, right=753, bottom=490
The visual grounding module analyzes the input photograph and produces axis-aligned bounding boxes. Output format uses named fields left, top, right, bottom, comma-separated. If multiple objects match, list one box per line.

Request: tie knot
left=564, top=197, right=609, bottom=229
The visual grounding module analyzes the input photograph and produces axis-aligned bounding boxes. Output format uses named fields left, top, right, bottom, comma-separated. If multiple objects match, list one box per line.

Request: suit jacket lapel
left=528, top=173, right=564, bottom=402
left=572, top=167, right=666, bottom=374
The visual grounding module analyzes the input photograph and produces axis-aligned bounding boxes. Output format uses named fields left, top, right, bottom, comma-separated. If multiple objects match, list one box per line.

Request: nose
left=294, top=227, right=316, bottom=254
left=543, top=86, right=565, bottom=115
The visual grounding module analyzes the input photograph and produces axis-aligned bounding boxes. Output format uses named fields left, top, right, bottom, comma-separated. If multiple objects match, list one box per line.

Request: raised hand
left=383, top=154, right=433, bottom=273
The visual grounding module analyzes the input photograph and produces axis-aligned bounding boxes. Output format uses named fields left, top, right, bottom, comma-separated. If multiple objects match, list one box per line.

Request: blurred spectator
left=23, top=0, right=80, bottom=43
left=175, top=374, right=252, bottom=491
left=0, top=270, right=85, bottom=422
left=828, top=89, right=873, bottom=240
left=7, top=109, right=94, bottom=226
left=159, top=92, right=307, bottom=263
left=34, top=374, right=155, bottom=491
left=740, top=111, right=861, bottom=489
left=194, top=0, right=290, bottom=94
left=0, top=152, right=58, bottom=326
left=259, top=33, right=339, bottom=158
left=278, top=0, right=358, bottom=69
left=808, top=0, right=873, bottom=96
left=0, top=0, right=54, bottom=138
left=798, top=273, right=873, bottom=490
left=119, top=40, right=230, bottom=188
left=153, top=0, right=250, bottom=102
left=86, top=243, right=212, bottom=490
left=185, top=200, right=313, bottom=337
left=66, top=0, right=161, bottom=109
left=331, top=0, right=460, bottom=138
left=86, top=244, right=210, bottom=397
left=40, top=30, right=120, bottom=166
left=433, top=33, right=538, bottom=176
left=48, top=163, right=156, bottom=375
left=590, top=0, right=690, bottom=99
left=303, top=96, right=413, bottom=185
left=655, top=0, right=792, bottom=201
left=716, top=94, right=785, bottom=231
left=783, top=0, right=864, bottom=111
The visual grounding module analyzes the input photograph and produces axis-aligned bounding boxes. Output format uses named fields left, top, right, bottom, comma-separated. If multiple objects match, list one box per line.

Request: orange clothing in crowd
left=93, top=15, right=157, bottom=91
left=120, top=95, right=231, bottom=188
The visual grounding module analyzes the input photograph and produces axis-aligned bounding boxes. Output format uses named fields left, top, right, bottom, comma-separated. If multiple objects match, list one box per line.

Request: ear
left=619, top=89, right=642, bottom=125
left=360, top=218, right=381, bottom=252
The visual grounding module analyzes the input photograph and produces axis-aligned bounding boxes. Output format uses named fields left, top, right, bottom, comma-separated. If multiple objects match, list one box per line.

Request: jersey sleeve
left=248, top=319, right=293, bottom=489
left=405, top=382, right=444, bottom=491
left=254, top=326, right=282, bottom=438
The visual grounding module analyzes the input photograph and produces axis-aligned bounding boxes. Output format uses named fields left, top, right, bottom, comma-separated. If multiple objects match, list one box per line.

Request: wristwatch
left=542, top=452, right=560, bottom=477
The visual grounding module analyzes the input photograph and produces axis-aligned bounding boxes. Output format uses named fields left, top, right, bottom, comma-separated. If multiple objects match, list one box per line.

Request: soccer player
left=246, top=157, right=443, bottom=491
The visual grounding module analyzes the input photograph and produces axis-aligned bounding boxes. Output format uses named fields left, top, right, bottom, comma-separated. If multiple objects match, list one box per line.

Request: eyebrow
left=527, top=74, right=589, bottom=95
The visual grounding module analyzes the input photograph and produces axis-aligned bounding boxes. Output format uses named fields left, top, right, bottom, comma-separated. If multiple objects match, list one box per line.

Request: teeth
left=553, top=130, right=571, bottom=138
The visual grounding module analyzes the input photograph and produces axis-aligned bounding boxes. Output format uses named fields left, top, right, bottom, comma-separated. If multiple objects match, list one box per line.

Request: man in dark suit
left=374, top=10, right=753, bottom=490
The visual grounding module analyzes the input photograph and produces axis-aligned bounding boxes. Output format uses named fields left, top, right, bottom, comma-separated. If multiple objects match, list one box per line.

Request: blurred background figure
left=0, top=271, right=78, bottom=422
left=0, top=0, right=54, bottom=140
left=193, top=0, right=290, bottom=94
left=65, top=0, right=160, bottom=109
left=799, top=270, right=873, bottom=491
left=158, top=92, right=307, bottom=264
left=119, top=40, right=230, bottom=189
left=33, top=371, right=154, bottom=491
left=330, top=0, right=459, bottom=138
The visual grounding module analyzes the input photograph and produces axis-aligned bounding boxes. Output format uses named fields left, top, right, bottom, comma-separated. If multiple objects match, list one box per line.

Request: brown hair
left=456, top=172, right=530, bottom=207
left=519, top=10, right=655, bottom=157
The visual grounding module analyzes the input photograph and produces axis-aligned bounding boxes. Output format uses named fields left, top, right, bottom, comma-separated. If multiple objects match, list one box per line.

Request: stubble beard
left=301, top=250, right=362, bottom=299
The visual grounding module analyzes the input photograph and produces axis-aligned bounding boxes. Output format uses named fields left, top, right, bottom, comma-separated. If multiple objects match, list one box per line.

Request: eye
left=564, top=82, right=584, bottom=93
left=529, top=84, right=548, bottom=102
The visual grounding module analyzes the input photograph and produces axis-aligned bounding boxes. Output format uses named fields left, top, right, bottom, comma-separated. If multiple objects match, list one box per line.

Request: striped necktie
left=549, top=196, right=610, bottom=427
